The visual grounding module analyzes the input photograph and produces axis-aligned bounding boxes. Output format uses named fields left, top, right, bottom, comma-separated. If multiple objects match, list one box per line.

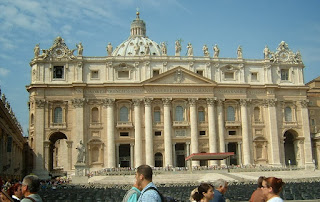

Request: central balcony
left=116, top=121, right=133, bottom=129
left=173, top=121, right=189, bottom=128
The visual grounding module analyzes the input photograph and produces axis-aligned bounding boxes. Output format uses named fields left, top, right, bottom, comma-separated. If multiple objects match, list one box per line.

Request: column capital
left=240, top=99, right=251, bottom=107
left=263, top=98, right=277, bottom=107
left=66, top=141, right=73, bottom=148
left=299, top=100, right=309, bottom=108
left=72, top=98, right=86, bottom=108
left=162, top=98, right=172, bottom=106
left=217, top=99, right=225, bottom=106
left=144, top=97, right=153, bottom=106
left=133, top=99, right=143, bottom=106
left=103, top=98, right=115, bottom=107
left=188, top=98, right=198, bottom=106
left=35, top=99, right=46, bottom=108
left=206, top=98, right=217, bottom=106
left=44, top=140, right=51, bottom=148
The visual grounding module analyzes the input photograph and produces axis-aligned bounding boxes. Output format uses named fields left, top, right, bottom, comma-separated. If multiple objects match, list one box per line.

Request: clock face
left=279, top=51, right=289, bottom=62
left=53, top=47, right=65, bottom=58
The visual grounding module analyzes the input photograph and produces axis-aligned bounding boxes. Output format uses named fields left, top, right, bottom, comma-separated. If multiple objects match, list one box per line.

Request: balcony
left=89, top=122, right=102, bottom=129
left=50, top=122, right=67, bottom=129
left=283, top=121, right=298, bottom=127
left=252, top=121, right=264, bottom=127
left=153, top=122, right=163, bottom=127
left=116, top=121, right=133, bottom=129
left=173, top=121, right=189, bottom=128
left=225, top=121, right=241, bottom=128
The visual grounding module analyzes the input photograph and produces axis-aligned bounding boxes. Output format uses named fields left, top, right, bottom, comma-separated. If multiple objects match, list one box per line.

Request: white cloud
left=0, top=67, right=10, bottom=77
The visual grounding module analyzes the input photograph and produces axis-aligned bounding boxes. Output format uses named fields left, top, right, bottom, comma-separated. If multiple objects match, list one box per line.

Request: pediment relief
left=113, top=63, right=135, bottom=70
left=220, top=64, right=241, bottom=72
left=253, top=136, right=267, bottom=142
left=143, top=67, right=216, bottom=86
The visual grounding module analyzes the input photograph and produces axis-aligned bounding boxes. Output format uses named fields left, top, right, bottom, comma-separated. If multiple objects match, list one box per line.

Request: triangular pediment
left=143, top=67, right=216, bottom=86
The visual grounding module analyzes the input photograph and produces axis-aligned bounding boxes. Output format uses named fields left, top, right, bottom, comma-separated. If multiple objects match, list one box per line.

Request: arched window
left=227, top=106, right=235, bottom=121
left=154, top=106, right=161, bottom=123
left=91, top=107, right=99, bottom=123
left=175, top=106, right=184, bottom=121
left=285, top=107, right=292, bottom=122
left=120, top=106, right=129, bottom=122
left=198, top=106, right=205, bottom=122
left=254, top=107, right=260, bottom=121
left=54, top=107, right=62, bottom=123
left=91, top=146, right=99, bottom=163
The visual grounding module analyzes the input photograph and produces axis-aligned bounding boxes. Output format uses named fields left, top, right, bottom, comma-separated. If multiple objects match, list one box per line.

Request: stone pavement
left=88, top=169, right=320, bottom=185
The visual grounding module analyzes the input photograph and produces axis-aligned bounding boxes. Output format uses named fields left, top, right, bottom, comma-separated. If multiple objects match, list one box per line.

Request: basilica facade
left=27, top=13, right=314, bottom=177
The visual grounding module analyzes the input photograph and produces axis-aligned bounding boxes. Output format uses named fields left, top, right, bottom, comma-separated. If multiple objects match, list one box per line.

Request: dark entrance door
left=284, top=131, right=296, bottom=165
left=228, top=143, right=238, bottom=165
left=119, top=144, right=130, bottom=167
left=175, top=143, right=186, bottom=167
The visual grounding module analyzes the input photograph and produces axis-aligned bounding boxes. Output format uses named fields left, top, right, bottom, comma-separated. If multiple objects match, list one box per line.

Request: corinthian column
left=240, top=99, right=252, bottom=165
left=162, top=98, right=173, bottom=167
left=265, top=99, right=281, bottom=166
left=133, top=99, right=142, bottom=167
left=217, top=99, right=226, bottom=166
left=207, top=98, right=218, bottom=166
left=144, top=98, right=154, bottom=167
left=189, top=98, right=199, bottom=166
left=104, top=98, right=115, bottom=168
left=299, top=100, right=314, bottom=169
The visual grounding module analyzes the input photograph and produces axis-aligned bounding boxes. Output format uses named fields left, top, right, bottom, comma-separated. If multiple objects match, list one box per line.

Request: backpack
left=145, top=187, right=177, bottom=202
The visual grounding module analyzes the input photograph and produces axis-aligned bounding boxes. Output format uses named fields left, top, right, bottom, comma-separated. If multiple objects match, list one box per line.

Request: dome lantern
left=130, top=12, right=146, bottom=37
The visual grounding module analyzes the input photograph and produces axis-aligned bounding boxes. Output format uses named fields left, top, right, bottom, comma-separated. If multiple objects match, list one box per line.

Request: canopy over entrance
left=185, top=152, right=234, bottom=161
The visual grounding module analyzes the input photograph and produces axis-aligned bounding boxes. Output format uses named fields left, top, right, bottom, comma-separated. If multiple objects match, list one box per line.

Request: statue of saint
left=34, top=44, right=40, bottom=58
left=134, top=42, right=140, bottom=56
left=76, top=140, right=86, bottom=163
left=175, top=40, right=181, bottom=56
left=145, top=43, right=150, bottom=55
left=187, top=43, right=193, bottom=56
left=161, top=42, right=167, bottom=55
left=237, top=46, right=243, bottom=58
left=106, top=42, right=113, bottom=56
left=76, top=43, right=83, bottom=56
left=213, top=44, right=220, bottom=58
left=263, top=45, right=270, bottom=59
left=202, top=45, right=209, bottom=57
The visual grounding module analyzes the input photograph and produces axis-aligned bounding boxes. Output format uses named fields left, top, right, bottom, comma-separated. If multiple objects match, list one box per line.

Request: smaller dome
left=112, top=36, right=161, bottom=56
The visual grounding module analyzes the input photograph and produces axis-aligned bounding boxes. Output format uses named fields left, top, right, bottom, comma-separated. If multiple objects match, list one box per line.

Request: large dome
left=112, top=12, right=161, bottom=57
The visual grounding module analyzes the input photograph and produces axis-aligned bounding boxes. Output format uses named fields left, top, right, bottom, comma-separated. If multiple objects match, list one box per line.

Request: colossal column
left=133, top=99, right=142, bottom=167
left=144, top=98, right=154, bottom=167
left=265, top=99, right=281, bottom=166
left=217, top=99, right=226, bottom=165
left=299, top=100, right=315, bottom=169
left=189, top=98, right=199, bottom=166
left=162, top=98, right=173, bottom=167
left=34, top=99, right=47, bottom=177
left=240, top=99, right=252, bottom=165
left=104, top=98, right=116, bottom=168
left=207, top=98, right=218, bottom=166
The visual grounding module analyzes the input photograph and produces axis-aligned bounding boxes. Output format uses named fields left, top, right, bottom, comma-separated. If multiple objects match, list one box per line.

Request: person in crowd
left=212, top=179, right=228, bottom=202
left=122, top=180, right=142, bottom=202
left=191, top=183, right=214, bottom=202
left=20, top=175, right=42, bottom=202
left=249, top=176, right=266, bottom=202
left=136, top=165, right=161, bottom=202
left=1, top=189, right=13, bottom=202
left=8, top=183, right=23, bottom=201
left=262, top=177, right=284, bottom=202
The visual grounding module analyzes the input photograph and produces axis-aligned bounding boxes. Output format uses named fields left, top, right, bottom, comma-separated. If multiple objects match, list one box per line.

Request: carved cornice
left=103, top=98, right=115, bottom=107
left=188, top=98, right=198, bottom=106
left=35, top=99, right=46, bottom=108
left=72, top=98, right=86, bottom=108
left=162, top=98, right=172, bottom=106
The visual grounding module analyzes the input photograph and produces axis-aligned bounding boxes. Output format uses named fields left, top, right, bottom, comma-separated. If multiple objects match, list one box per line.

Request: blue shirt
left=122, top=187, right=141, bottom=202
left=212, top=189, right=225, bottom=202
left=137, top=182, right=162, bottom=202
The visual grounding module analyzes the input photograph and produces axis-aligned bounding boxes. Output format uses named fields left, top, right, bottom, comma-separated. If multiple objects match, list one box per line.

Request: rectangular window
left=154, top=131, right=162, bottom=136
left=53, top=66, right=64, bottom=79
left=198, top=111, right=205, bottom=122
left=154, top=111, right=161, bottom=123
left=199, top=131, right=206, bottom=136
left=196, top=70, right=203, bottom=76
left=153, top=70, right=160, bottom=77
left=281, top=69, right=289, bottom=81
left=118, top=70, right=129, bottom=78
left=91, top=70, right=99, bottom=79
left=229, top=131, right=236, bottom=135
left=120, top=132, right=129, bottom=137
left=311, top=119, right=315, bottom=126
left=251, top=72, right=258, bottom=81
left=225, top=72, right=234, bottom=80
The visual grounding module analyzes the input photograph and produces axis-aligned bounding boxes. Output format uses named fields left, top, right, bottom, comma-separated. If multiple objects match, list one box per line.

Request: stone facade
left=0, top=88, right=28, bottom=180
left=27, top=13, right=315, bottom=177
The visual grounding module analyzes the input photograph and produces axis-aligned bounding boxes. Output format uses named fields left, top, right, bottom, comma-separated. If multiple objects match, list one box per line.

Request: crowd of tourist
left=1, top=165, right=287, bottom=202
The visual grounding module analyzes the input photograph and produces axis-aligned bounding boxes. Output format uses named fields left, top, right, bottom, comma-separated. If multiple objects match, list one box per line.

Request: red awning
left=185, top=152, right=234, bottom=161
